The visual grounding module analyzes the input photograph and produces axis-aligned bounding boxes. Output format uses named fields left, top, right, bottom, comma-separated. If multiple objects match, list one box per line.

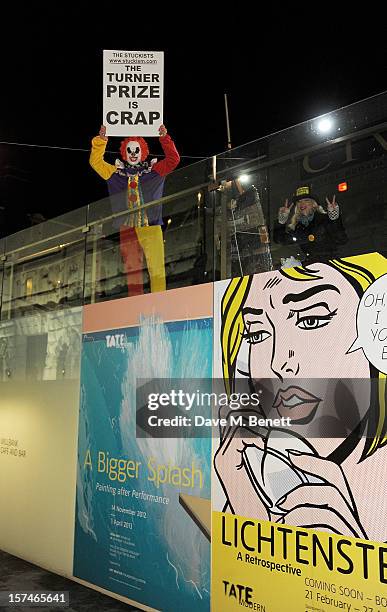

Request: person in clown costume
left=89, top=124, right=180, bottom=296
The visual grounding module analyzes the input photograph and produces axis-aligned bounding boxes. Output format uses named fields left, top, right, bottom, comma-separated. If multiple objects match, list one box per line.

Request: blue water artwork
left=73, top=316, right=212, bottom=612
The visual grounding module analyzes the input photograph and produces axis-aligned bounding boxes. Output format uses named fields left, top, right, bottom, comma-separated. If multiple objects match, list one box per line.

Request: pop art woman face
left=240, top=263, right=370, bottom=447
left=216, top=255, right=387, bottom=538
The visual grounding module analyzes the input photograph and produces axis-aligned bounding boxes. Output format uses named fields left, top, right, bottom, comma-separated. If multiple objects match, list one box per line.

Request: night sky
left=1, top=8, right=386, bottom=235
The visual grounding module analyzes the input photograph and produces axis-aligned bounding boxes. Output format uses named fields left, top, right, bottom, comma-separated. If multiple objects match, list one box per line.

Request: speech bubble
left=347, top=273, right=387, bottom=374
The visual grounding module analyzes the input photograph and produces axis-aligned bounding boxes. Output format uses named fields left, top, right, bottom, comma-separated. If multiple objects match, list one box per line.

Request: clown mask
left=126, top=141, right=142, bottom=166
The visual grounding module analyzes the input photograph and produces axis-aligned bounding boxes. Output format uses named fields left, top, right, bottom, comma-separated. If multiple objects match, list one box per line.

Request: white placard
left=103, top=50, right=164, bottom=137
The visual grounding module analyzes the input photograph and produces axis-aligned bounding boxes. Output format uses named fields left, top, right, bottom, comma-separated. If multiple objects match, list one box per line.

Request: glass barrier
left=0, top=91, right=386, bottom=319
left=0, top=212, right=85, bottom=382
left=0, top=238, right=5, bottom=380
left=0, top=238, right=5, bottom=309
left=215, top=91, right=387, bottom=276
left=0, top=304, right=82, bottom=382
left=1, top=207, right=88, bottom=320
left=83, top=184, right=215, bottom=304
left=82, top=156, right=214, bottom=303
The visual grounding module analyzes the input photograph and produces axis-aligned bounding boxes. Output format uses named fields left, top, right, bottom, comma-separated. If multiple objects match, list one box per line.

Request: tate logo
left=223, top=580, right=254, bottom=604
left=106, top=334, right=125, bottom=348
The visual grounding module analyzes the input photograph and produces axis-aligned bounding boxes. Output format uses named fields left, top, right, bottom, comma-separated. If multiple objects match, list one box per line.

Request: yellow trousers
left=120, top=225, right=166, bottom=296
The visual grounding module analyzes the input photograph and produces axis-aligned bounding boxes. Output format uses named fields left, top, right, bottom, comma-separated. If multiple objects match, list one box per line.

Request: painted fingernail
left=287, top=449, right=303, bottom=456
left=277, top=495, right=287, bottom=506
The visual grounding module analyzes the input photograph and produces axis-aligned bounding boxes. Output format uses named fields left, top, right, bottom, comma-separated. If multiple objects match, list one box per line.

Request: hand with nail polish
left=275, top=451, right=366, bottom=537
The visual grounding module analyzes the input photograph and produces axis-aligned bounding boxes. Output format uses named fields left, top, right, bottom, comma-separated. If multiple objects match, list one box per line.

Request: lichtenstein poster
left=73, top=285, right=212, bottom=612
left=211, top=253, right=387, bottom=611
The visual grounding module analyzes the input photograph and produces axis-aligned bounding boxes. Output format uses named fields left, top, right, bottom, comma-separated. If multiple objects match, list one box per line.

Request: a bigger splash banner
left=73, top=285, right=213, bottom=611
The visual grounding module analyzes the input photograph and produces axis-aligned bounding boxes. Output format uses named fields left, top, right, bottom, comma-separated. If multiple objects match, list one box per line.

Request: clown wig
left=120, top=136, right=150, bottom=162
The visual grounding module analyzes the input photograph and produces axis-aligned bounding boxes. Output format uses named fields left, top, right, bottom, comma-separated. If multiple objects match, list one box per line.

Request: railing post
left=90, top=229, right=98, bottom=305
left=6, top=262, right=14, bottom=321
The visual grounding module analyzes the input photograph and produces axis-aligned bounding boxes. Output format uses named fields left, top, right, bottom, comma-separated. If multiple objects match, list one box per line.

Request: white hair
left=288, top=199, right=326, bottom=230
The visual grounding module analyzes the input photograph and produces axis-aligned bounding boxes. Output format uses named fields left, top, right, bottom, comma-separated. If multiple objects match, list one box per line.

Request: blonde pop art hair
left=220, top=253, right=387, bottom=461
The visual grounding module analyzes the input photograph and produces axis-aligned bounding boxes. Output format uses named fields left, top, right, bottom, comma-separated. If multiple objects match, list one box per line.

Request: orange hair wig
left=120, top=136, right=149, bottom=162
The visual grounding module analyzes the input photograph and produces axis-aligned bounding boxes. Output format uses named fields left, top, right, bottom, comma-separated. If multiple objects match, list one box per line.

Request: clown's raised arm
left=89, top=124, right=180, bottom=180
left=89, top=125, right=116, bottom=180
left=152, top=124, right=180, bottom=176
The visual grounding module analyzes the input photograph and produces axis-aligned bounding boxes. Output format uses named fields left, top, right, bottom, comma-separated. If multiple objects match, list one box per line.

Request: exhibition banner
left=73, top=285, right=212, bottom=612
left=103, top=49, right=163, bottom=137
left=211, top=253, right=387, bottom=611
left=212, top=512, right=387, bottom=611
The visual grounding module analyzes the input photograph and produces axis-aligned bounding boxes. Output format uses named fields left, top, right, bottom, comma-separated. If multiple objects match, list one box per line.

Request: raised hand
left=159, top=124, right=168, bottom=137
left=279, top=198, right=291, bottom=215
left=326, top=195, right=340, bottom=220
left=278, top=198, right=292, bottom=223
left=214, top=408, right=270, bottom=519
left=99, top=125, right=108, bottom=141
left=276, top=452, right=366, bottom=537
left=325, top=195, right=338, bottom=210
